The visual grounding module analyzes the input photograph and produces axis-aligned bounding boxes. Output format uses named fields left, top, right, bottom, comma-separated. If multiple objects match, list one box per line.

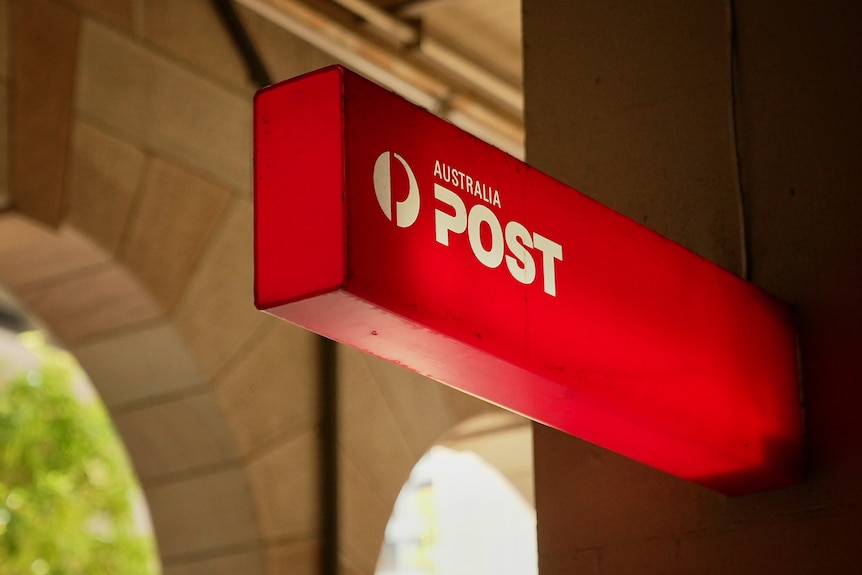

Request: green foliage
left=0, top=332, right=159, bottom=575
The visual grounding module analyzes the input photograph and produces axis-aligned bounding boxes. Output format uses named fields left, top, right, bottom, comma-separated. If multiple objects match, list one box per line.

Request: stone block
left=266, top=539, right=318, bottom=575
left=114, top=392, right=240, bottom=483
left=676, top=512, right=860, bottom=575
left=141, top=0, right=253, bottom=93
left=70, top=320, right=204, bottom=408
left=532, top=424, right=721, bottom=552
left=172, top=199, right=267, bottom=377
left=339, top=453, right=391, bottom=574
left=121, top=157, right=230, bottom=309
left=11, top=0, right=77, bottom=224
left=436, top=380, right=498, bottom=428
left=363, top=354, right=452, bottom=459
left=75, top=20, right=252, bottom=194
left=16, top=260, right=161, bottom=343
left=215, top=321, right=318, bottom=454
left=599, top=537, right=678, bottom=574
left=163, top=548, right=264, bottom=575
left=0, top=215, right=109, bottom=288
left=237, top=3, right=338, bottom=83
left=65, top=0, right=137, bottom=32
left=338, top=346, right=416, bottom=500
left=146, top=467, right=259, bottom=559
left=0, top=0, right=8, bottom=81
left=445, top=416, right=534, bottom=504
left=65, top=120, right=145, bottom=253
left=525, top=2, right=726, bottom=112
left=0, top=83, right=7, bottom=209
left=539, top=547, right=599, bottom=575
left=246, top=431, right=319, bottom=539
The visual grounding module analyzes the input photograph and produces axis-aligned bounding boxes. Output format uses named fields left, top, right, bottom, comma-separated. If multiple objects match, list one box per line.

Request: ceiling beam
left=235, top=0, right=524, bottom=156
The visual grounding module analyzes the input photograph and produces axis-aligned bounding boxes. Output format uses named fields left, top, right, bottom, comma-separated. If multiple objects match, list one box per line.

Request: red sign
left=254, top=66, right=803, bottom=495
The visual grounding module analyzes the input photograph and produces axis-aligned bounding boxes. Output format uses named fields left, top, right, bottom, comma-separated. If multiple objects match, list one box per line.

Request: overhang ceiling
left=236, top=0, right=524, bottom=155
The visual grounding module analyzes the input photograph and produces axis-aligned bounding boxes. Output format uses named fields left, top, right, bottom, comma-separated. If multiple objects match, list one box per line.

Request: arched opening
left=0, top=206, right=278, bottom=573
left=376, top=415, right=537, bottom=575
left=0, top=288, right=161, bottom=573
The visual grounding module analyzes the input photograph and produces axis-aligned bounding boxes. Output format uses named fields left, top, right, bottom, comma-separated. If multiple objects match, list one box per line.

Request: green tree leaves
left=0, top=333, right=159, bottom=575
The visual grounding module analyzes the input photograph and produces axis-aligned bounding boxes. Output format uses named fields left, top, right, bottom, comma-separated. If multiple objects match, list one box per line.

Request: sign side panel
left=254, top=67, right=346, bottom=309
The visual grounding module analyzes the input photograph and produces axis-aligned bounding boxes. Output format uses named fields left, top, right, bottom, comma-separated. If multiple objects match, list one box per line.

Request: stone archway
left=336, top=348, right=530, bottom=574
left=0, top=211, right=279, bottom=574
left=0, top=3, right=533, bottom=574
left=0, top=213, right=531, bottom=575
left=1, top=1, right=331, bottom=571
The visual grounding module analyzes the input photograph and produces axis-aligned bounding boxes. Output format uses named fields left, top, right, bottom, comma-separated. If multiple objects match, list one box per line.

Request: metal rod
left=210, top=0, right=274, bottom=87
left=318, top=336, right=338, bottom=575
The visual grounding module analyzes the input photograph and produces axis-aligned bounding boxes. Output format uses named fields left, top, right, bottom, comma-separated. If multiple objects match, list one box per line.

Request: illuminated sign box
left=254, top=66, right=803, bottom=495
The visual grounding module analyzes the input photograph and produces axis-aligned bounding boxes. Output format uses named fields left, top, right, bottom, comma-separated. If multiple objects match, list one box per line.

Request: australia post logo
left=372, top=151, right=563, bottom=297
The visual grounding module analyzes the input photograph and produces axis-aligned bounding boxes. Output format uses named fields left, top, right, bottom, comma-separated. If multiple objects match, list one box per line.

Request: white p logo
left=373, top=151, right=420, bottom=228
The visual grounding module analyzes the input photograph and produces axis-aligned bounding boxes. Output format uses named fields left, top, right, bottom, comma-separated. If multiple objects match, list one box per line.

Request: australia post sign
left=254, top=66, right=803, bottom=495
